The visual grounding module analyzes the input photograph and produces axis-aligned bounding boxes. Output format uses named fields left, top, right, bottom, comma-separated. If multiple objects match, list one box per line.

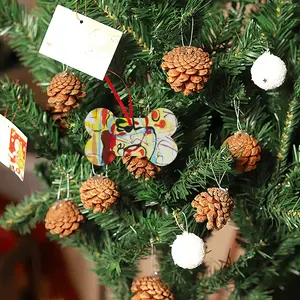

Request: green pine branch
left=277, top=78, right=300, bottom=170
left=265, top=146, right=300, bottom=230
left=171, top=146, right=234, bottom=200
left=196, top=244, right=263, bottom=299
left=0, top=79, right=59, bottom=157
left=254, top=1, right=299, bottom=56
left=50, top=228, right=138, bottom=300
left=194, top=1, right=244, bottom=51
left=216, top=20, right=268, bottom=76
left=195, top=233, right=300, bottom=299
left=0, top=0, right=108, bottom=101
left=0, top=192, right=52, bottom=234
left=0, top=0, right=61, bottom=82
left=91, top=0, right=152, bottom=53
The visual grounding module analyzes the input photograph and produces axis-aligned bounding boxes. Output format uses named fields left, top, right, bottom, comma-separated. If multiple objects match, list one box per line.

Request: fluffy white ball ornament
left=251, top=51, right=287, bottom=90
left=171, top=231, right=205, bottom=269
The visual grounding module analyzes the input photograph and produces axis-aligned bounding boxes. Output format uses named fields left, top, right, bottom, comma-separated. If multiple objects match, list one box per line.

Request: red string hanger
left=104, top=70, right=133, bottom=126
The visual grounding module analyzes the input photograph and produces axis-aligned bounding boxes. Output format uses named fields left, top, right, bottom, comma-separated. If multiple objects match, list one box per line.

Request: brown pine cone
left=46, top=72, right=86, bottom=127
left=192, top=188, right=234, bottom=230
left=80, top=176, right=120, bottom=213
left=223, top=131, right=261, bottom=172
left=161, top=46, right=213, bottom=96
left=45, top=200, right=84, bottom=238
left=131, top=276, right=174, bottom=300
left=122, top=157, right=160, bottom=181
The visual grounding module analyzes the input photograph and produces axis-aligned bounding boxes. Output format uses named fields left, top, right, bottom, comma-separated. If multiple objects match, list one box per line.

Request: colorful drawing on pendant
left=8, top=127, right=27, bottom=181
left=84, top=108, right=178, bottom=166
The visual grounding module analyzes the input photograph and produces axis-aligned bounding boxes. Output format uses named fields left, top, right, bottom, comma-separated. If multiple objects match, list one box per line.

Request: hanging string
left=189, top=17, right=194, bottom=47
left=173, top=211, right=189, bottom=232
left=75, top=0, right=82, bottom=22
left=57, top=176, right=63, bottom=200
left=4, top=105, right=9, bottom=118
left=75, top=0, right=87, bottom=23
left=210, top=163, right=227, bottom=191
left=274, top=112, right=281, bottom=143
left=233, top=98, right=242, bottom=132
left=219, top=169, right=227, bottom=187
left=104, top=70, right=134, bottom=126
left=150, top=238, right=155, bottom=276
left=91, top=164, right=97, bottom=176
left=108, top=69, right=133, bottom=119
left=180, top=15, right=185, bottom=47
left=146, top=104, right=150, bottom=115
left=63, top=64, right=69, bottom=72
left=182, top=211, right=188, bottom=232
left=80, top=160, right=84, bottom=182
left=180, top=15, right=195, bottom=47
left=66, top=173, right=70, bottom=199
left=210, top=163, right=222, bottom=190
left=91, top=164, right=108, bottom=177
left=208, top=133, right=227, bottom=189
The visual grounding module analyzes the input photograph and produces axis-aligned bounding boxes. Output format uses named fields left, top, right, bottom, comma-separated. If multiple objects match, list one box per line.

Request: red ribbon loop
left=104, top=70, right=133, bottom=126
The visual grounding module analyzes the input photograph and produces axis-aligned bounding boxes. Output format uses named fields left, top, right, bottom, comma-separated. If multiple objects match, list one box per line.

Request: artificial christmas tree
left=0, top=1, right=299, bottom=299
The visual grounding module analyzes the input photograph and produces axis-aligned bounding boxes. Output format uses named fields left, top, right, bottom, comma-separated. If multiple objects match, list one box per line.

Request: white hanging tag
left=39, top=5, right=122, bottom=80
left=0, top=115, right=28, bottom=181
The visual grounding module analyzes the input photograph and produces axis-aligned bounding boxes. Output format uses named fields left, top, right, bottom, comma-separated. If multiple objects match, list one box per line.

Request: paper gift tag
left=0, top=115, right=27, bottom=181
left=39, top=5, right=122, bottom=80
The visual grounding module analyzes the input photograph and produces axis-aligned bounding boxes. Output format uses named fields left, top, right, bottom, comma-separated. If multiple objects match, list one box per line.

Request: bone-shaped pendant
left=84, top=108, right=178, bottom=166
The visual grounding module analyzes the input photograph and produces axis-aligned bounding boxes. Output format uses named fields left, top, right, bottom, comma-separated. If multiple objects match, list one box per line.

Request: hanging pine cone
left=161, top=46, right=213, bottom=96
left=223, top=131, right=261, bottom=172
left=80, top=176, right=120, bottom=213
left=131, top=276, right=174, bottom=300
left=46, top=72, right=86, bottom=126
left=45, top=200, right=84, bottom=238
left=192, top=188, right=234, bottom=230
left=122, top=157, right=160, bottom=181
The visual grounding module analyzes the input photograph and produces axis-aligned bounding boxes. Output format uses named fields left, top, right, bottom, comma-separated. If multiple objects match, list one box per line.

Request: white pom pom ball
left=171, top=231, right=205, bottom=269
left=251, top=51, right=287, bottom=90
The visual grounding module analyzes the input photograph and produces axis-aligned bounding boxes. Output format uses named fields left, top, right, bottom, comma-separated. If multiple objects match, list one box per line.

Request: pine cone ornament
left=131, top=276, right=174, bottom=300
left=192, top=188, right=234, bottom=230
left=161, top=46, right=213, bottom=96
left=45, top=200, right=84, bottom=238
left=223, top=131, right=261, bottom=172
left=46, top=72, right=86, bottom=126
left=122, top=157, right=160, bottom=181
left=80, top=176, right=120, bottom=213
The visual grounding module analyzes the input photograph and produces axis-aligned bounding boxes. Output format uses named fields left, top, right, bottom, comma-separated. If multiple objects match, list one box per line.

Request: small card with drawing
left=39, top=5, right=123, bottom=80
left=0, top=114, right=27, bottom=181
